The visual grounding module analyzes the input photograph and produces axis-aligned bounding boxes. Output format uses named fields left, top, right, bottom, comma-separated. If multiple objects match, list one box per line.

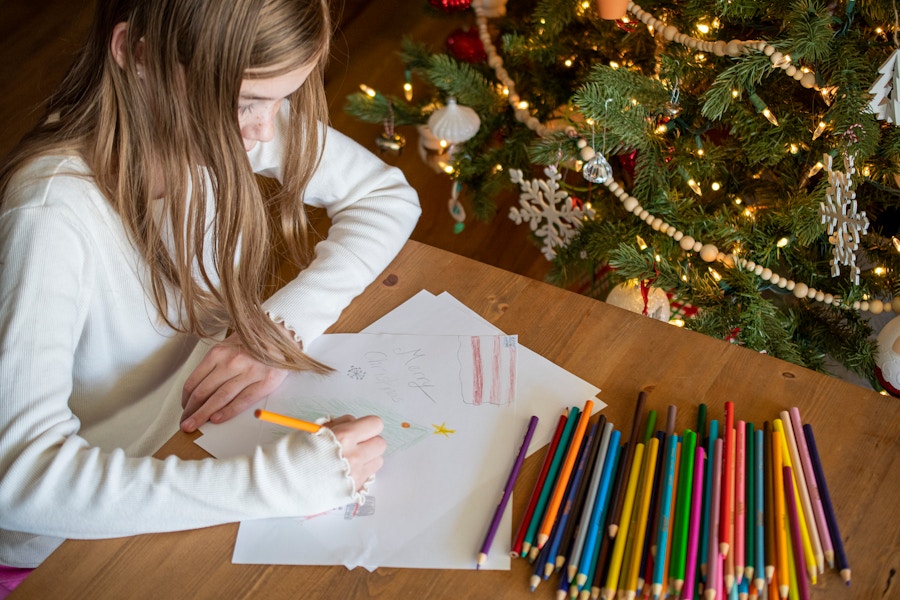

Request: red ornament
left=617, top=149, right=638, bottom=179
left=446, top=27, right=486, bottom=63
left=428, top=0, right=471, bottom=12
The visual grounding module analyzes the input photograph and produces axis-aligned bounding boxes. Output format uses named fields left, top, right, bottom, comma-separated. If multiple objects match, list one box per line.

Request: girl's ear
left=110, top=22, right=145, bottom=75
left=110, top=22, right=130, bottom=70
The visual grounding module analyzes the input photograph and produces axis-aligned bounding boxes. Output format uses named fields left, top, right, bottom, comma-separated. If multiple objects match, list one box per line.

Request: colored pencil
left=705, top=438, right=723, bottom=600
left=763, top=423, right=776, bottom=585
left=783, top=466, right=810, bottom=600
left=671, top=429, right=697, bottom=593
left=780, top=410, right=823, bottom=576
left=624, top=437, right=660, bottom=600
left=803, top=424, right=850, bottom=586
left=682, top=444, right=706, bottom=600
left=789, top=407, right=833, bottom=570
left=254, top=408, right=322, bottom=432
left=545, top=423, right=598, bottom=577
left=644, top=409, right=658, bottom=444
left=637, top=431, right=665, bottom=596
left=650, top=434, right=678, bottom=598
left=773, top=419, right=816, bottom=583
left=576, top=431, right=621, bottom=591
left=477, top=414, right=538, bottom=568
left=721, top=401, right=735, bottom=558
left=744, top=422, right=755, bottom=585
left=569, top=419, right=613, bottom=581
left=538, top=401, right=595, bottom=549
left=525, top=407, right=580, bottom=558
left=590, top=466, right=621, bottom=600
left=754, top=427, right=765, bottom=593
left=608, top=391, right=648, bottom=538
left=697, top=403, right=708, bottom=448
left=735, top=421, right=746, bottom=587
left=557, top=419, right=605, bottom=573
left=603, top=442, right=645, bottom=599
left=699, top=419, right=719, bottom=579
left=531, top=536, right=553, bottom=592
left=648, top=407, right=677, bottom=561
left=772, top=430, right=789, bottom=600
left=513, top=413, right=567, bottom=557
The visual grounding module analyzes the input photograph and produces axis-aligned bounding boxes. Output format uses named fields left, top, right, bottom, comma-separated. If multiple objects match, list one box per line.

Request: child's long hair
left=0, top=0, right=333, bottom=371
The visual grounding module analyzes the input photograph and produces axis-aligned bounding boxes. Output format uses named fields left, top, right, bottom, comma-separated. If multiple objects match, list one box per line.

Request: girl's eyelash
left=239, top=104, right=254, bottom=115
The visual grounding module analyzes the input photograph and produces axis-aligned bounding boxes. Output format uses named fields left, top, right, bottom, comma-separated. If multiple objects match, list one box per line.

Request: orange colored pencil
left=537, top=400, right=594, bottom=549
left=254, top=409, right=322, bottom=433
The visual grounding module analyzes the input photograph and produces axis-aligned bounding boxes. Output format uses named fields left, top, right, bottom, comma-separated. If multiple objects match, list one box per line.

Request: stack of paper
left=195, top=290, right=602, bottom=570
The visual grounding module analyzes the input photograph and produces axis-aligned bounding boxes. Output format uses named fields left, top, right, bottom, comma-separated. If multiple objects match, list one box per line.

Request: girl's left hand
left=180, top=333, right=289, bottom=432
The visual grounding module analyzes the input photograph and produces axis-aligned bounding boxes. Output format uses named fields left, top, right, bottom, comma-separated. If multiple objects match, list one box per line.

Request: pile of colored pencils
left=503, top=394, right=849, bottom=600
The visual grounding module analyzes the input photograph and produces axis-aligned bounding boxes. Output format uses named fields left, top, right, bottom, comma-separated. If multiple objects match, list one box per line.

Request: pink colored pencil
left=789, top=407, right=834, bottom=569
left=705, top=438, right=723, bottom=600
left=783, top=466, right=810, bottom=600
left=735, top=420, right=746, bottom=586
left=682, top=445, right=706, bottom=600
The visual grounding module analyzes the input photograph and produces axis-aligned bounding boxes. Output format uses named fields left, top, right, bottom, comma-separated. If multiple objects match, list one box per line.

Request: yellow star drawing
left=431, top=422, right=455, bottom=437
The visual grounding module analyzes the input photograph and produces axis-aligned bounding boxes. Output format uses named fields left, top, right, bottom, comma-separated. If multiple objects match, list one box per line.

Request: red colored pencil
left=512, top=413, right=567, bottom=557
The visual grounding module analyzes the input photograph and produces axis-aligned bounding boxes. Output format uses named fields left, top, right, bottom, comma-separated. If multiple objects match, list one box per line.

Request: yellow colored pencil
left=254, top=409, right=322, bottom=433
left=772, top=430, right=790, bottom=600
left=773, top=419, right=816, bottom=584
left=603, top=442, right=645, bottom=600
left=624, top=437, right=659, bottom=600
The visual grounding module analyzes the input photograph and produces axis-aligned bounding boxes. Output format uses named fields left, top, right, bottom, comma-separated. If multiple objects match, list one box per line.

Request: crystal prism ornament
left=582, top=152, right=613, bottom=184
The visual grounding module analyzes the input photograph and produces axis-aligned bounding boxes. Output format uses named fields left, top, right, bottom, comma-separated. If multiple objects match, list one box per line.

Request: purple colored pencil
left=804, top=423, right=850, bottom=586
left=705, top=438, right=723, bottom=600
left=477, top=415, right=539, bottom=568
left=682, top=445, right=706, bottom=599
left=783, top=466, right=810, bottom=600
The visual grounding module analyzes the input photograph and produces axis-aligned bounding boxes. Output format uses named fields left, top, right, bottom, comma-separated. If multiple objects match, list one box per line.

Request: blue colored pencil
left=754, top=428, right=765, bottom=593
left=574, top=431, right=622, bottom=590
left=568, top=420, right=614, bottom=582
left=650, top=430, right=679, bottom=599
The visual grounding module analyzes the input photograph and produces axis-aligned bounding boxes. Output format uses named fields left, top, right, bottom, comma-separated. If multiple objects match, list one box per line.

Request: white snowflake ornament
left=508, top=165, right=595, bottom=260
left=818, top=153, right=869, bottom=284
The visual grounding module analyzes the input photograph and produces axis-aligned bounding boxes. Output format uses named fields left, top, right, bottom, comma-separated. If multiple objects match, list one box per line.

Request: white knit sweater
left=0, top=112, right=421, bottom=568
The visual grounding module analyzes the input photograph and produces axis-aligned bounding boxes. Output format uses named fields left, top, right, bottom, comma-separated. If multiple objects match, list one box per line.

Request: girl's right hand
left=324, top=415, right=386, bottom=492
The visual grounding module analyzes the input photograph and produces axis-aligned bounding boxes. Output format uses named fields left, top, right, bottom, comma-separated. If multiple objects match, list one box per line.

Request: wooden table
left=12, top=241, right=898, bottom=599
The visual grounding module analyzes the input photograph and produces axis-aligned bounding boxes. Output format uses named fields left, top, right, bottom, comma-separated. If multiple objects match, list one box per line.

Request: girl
left=0, top=0, right=420, bottom=591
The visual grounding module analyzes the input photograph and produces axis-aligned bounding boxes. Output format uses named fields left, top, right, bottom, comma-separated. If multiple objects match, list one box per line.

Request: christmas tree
left=344, top=0, right=900, bottom=389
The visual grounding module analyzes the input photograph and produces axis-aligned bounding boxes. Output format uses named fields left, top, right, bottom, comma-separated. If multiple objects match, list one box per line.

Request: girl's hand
left=325, top=414, right=386, bottom=491
left=180, top=333, right=289, bottom=432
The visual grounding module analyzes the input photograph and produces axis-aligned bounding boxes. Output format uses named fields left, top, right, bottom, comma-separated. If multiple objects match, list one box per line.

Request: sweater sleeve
left=252, top=111, right=421, bottom=346
left=0, top=200, right=362, bottom=567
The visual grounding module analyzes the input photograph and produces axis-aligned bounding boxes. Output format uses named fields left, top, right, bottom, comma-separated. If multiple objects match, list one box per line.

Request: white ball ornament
left=875, top=315, right=900, bottom=396
left=605, top=281, right=671, bottom=322
left=428, top=97, right=481, bottom=144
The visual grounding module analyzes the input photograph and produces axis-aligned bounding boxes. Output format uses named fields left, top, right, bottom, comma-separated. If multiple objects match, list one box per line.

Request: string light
left=468, top=0, right=886, bottom=315
left=777, top=237, right=790, bottom=248
left=403, top=82, right=413, bottom=102
left=812, top=120, right=828, bottom=140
